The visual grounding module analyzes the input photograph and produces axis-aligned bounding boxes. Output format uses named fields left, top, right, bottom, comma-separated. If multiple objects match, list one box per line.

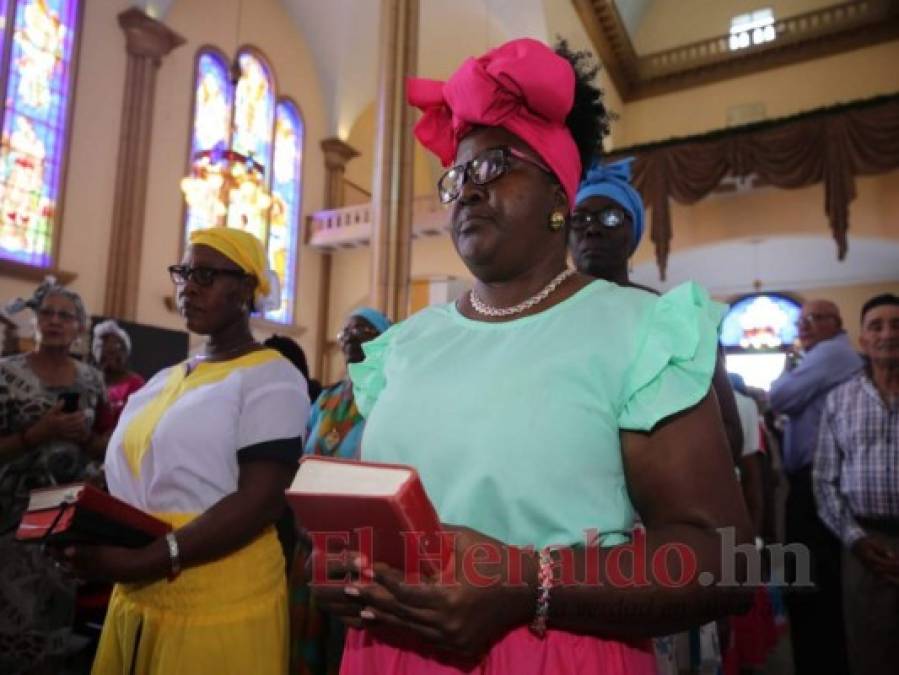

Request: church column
left=103, top=8, right=184, bottom=320
left=314, top=137, right=360, bottom=379
left=369, top=0, right=419, bottom=321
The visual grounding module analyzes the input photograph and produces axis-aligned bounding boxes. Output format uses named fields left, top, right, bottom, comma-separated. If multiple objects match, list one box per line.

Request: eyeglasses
left=569, top=206, right=628, bottom=231
left=796, top=313, right=838, bottom=328
left=437, top=146, right=552, bottom=204
left=168, top=264, right=247, bottom=287
left=337, top=325, right=380, bottom=342
left=37, top=307, right=78, bottom=323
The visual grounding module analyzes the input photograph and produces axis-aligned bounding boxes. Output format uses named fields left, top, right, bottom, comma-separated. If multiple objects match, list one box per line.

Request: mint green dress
left=348, top=280, right=725, bottom=550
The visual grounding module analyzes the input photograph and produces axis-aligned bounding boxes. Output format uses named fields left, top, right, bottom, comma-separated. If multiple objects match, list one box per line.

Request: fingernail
left=344, top=585, right=360, bottom=597
left=360, top=608, right=375, bottom=620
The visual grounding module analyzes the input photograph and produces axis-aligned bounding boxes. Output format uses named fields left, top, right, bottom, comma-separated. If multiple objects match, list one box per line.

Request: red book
left=16, top=483, right=171, bottom=548
left=287, top=456, right=448, bottom=576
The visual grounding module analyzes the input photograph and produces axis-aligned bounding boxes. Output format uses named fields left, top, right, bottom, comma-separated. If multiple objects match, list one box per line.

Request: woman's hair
left=555, top=39, right=612, bottom=177
left=263, top=334, right=310, bottom=380
left=11, top=276, right=88, bottom=329
left=92, top=319, right=131, bottom=363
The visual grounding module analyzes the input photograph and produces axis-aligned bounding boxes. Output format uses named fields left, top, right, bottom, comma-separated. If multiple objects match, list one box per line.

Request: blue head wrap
left=574, top=157, right=645, bottom=256
left=350, top=307, right=391, bottom=334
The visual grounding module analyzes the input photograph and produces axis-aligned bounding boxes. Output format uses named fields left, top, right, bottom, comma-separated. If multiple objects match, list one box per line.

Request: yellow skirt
left=91, top=523, right=287, bottom=675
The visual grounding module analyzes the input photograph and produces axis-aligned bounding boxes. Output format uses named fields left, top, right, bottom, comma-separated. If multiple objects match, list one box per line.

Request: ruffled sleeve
left=347, top=326, right=395, bottom=418
left=617, top=282, right=726, bottom=431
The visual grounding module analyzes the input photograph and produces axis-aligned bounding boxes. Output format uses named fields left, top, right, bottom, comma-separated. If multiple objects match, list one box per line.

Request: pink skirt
left=340, top=626, right=656, bottom=674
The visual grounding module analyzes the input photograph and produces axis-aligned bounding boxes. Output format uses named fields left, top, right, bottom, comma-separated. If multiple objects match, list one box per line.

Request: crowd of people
left=0, top=36, right=895, bottom=675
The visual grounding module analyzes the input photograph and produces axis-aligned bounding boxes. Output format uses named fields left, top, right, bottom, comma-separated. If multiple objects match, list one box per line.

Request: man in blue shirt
left=769, top=299, right=862, bottom=675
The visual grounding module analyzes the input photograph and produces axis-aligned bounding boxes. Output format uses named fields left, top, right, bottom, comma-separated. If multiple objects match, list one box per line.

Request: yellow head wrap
left=189, top=227, right=270, bottom=299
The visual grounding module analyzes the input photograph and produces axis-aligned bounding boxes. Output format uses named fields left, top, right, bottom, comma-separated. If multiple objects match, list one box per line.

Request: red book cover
left=16, top=483, right=171, bottom=548
left=287, top=456, right=449, bottom=576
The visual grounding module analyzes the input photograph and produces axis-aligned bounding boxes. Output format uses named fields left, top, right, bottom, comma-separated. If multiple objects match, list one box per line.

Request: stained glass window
left=184, top=47, right=303, bottom=325
left=227, top=50, right=274, bottom=242
left=0, top=0, right=80, bottom=268
left=721, top=292, right=802, bottom=391
left=267, top=100, right=302, bottom=323
left=184, top=50, right=232, bottom=237
left=720, top=293, right=801, bottom=351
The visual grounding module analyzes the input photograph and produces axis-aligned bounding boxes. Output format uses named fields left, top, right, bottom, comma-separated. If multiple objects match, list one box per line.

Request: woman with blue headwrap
left=572, top=158, right=755, bottom=671
left=570, top=158, right=744, bottom=460
left=290, top=307, right=390, bottom=674
left=568, top=157, right=651, bottom=289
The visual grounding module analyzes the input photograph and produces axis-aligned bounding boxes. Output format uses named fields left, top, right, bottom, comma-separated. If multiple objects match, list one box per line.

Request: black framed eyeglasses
left=336, top=324, right=380, bottom=343
left=569, top=206, right=628, bottom=232
left=437, top=146, right=552, bottom=204
left=168, top=264, right=247, bottom=287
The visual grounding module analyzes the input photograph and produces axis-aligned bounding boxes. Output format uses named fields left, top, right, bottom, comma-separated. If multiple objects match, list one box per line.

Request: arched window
left=721, top=292, right=802, bottom=390
left=0, top=0, right=82, bottom=269
left=183, top=47, right=303, bottom=324
left=268, top=100, right=303, bottom=323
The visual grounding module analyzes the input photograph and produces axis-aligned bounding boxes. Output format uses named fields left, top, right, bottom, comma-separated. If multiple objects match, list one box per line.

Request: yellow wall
left=344, top=101, right=439, bottom=198
left=617, top=41, right=899, bottom=147
left=0, top=0, right=329, bottom=362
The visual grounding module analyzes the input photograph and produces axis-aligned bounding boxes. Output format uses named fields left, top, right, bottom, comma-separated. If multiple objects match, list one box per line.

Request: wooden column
left=314, top=137, right=359, bottom=380
left=369, top=0, right=418, bottom=321
left=103, top=9, right=184, bottom=320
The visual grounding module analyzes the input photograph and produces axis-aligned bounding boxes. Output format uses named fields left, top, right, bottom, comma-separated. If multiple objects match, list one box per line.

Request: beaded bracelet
left=529, top=547, right=554, bottom=638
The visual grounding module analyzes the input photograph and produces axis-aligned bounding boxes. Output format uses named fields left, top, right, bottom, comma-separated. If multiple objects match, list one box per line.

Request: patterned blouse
left=0, top=353, right=106, bottom=529
left=0, top=353, right=106, bottom=673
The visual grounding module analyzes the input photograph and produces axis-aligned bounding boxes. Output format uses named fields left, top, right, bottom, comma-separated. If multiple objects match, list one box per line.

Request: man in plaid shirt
left=814, top=293, right=899, bottom=675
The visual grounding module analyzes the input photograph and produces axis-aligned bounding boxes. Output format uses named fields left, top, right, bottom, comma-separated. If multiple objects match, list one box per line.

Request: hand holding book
left=16, top=482, right=174, bottom=583
left=309, top=523, right=539, bottom=660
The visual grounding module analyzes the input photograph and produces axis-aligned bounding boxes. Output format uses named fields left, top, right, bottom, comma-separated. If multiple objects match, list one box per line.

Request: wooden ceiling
left=572, top=0, right=899, bottom=101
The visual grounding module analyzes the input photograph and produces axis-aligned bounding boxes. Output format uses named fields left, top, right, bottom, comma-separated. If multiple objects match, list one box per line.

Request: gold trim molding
left=572, top=0, right=899, bottom=101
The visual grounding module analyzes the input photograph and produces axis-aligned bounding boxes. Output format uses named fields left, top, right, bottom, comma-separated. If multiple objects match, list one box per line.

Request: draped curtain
left=608, top=95, right=899, bottom=279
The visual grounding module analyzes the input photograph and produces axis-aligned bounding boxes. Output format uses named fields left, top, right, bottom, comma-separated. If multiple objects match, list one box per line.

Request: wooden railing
left=638, top=0, right=893, bottom=80
left=306, top=195, right=449, bottom=250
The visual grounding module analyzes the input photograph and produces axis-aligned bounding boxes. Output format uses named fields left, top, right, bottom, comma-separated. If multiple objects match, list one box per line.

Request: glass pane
left=231, top=51, right=274, bottom=174
left=0, top=0, right=79, bottom=267
left=227, top=51, right=274, bottom=243
left=183, top=50, right=233, bottom=240
left=191, top=51, right=232, bottom=155
left=266, top=100, right=303, bottom=323
left=725, top=353, right=787, bottom=392
left=720, top=293, right=801, bottom=350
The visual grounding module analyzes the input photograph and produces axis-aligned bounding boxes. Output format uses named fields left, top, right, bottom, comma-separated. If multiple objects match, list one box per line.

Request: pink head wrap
left=407, top=38, right=581, bottom=211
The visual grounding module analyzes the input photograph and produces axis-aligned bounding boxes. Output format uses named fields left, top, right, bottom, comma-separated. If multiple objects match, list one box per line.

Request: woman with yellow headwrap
left=66, top=227, right=310, bottom=675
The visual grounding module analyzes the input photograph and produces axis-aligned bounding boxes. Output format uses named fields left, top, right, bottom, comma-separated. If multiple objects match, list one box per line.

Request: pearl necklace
left=469, top=268, right=575, bottom=318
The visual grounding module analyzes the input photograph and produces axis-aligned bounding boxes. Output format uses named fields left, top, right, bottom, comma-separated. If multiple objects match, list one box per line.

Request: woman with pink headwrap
left=311, top=39, right=752, bottom=674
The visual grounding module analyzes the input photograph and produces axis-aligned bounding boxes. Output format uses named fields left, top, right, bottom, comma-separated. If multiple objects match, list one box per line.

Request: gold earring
left=549, top=211, right=566, bottom=231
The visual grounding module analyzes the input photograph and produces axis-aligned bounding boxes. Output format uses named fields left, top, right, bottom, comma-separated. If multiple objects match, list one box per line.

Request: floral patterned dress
left=0, top=353, right=106, bottom=674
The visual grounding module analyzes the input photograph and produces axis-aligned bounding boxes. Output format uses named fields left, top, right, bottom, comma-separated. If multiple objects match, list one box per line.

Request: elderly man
left=814, top=293, right=899, bottom=675
left=769, top=299, right=862, bottom=674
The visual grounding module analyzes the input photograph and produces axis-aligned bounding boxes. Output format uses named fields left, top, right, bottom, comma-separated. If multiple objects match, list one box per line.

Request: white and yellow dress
left=92, top=348, right=309, bottom=675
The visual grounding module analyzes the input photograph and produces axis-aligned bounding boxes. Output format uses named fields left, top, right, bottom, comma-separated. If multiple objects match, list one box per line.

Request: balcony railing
left=638, top=0, right=893, bottom=80
left=306, top=195, right=449, bottom=250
